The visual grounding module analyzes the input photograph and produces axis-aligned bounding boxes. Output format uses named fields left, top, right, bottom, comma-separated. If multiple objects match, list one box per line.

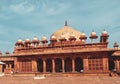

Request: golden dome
left=51, top=21, right=82, bottom=41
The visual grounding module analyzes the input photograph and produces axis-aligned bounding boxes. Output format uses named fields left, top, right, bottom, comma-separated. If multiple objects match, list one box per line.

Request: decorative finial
left=65, top=21, right=68, bottom=26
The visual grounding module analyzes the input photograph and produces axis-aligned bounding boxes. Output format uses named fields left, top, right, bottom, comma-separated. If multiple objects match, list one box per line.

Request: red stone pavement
left=0, top=75, right=120, bottom=84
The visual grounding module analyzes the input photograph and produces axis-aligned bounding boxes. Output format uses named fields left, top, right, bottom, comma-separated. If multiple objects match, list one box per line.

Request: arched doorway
left=55, top=58, right=62, bottom=72
left=37, top=59, right=43, bottom=72
left=75, top=57, right=83, bottom=72
left=109, top=59, right=115, bottom=70
left=2, top=65, right=6, bottom=72
left=65, top=58, right=72, bottom=72
left=46, top=58, right=52, bottom=72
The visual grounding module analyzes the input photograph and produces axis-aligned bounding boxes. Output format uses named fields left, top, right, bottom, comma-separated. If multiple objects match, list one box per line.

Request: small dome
left=91, top=31, right=96, bottom=36
left=102, top=30, right=107, bottom=34
left=18, top=39, right=22, bottom=43
left=50, top=35, right=57, bottom=42
left=81, top=32, right=86, bottom=36
left=114, top=42, right=119, bottom=48
left=102, top=30, right=108, bottom=36
left=69, top=32, right=76, bottom=41
left=79, top=32, right=87, bottom=40
left=42, top=35, right=47, bottom=41
left=41, top=35, right=48, bottom=43
left=89, top=31, right=98, bottom=39
left=50, top=35, right=56, bottom=39
left=25, top=38, right=31, bottom=42
left=5, top=50, right=10, bottom=54
left=16, top=38, right=23, bottom=45
left=33, top=37, right=39, bottom=43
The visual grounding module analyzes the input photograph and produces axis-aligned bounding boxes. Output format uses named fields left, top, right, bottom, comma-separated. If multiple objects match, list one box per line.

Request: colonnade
left=35, top=57, right=83, bottom=73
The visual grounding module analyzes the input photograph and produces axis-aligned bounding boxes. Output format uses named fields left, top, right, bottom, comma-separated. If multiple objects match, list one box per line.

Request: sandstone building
left=0, top=21, right=120, bottom=75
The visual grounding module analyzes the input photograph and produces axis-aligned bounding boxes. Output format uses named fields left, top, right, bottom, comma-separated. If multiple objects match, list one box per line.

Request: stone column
left=14, top=58, right=21, bottom=73
left=52, top=59, right=55, bottom=73
left=9, top=64, right=12, bottom=69
left=62, top=59, right=65, bottom=72
left=32, top=60, right=37, bottom=72
left=114, top=60, right=117, bottom=71
left=0, top=65, right=2, bottom=73
left=106, top=58, right=109, bottom=70
left=72, top=58, right=75, bottom=72
left=43, top=59, right=46, bottom=73
left=116, top=60, right=120, bottom=71
left=6, top=64, right=8, bottom=69
left=83, top=58, right=88, bottom=72
left=103, top=58, right=106, bottom=71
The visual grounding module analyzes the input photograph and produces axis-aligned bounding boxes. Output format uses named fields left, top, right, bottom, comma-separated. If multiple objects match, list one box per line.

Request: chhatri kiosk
left=0, top=21, right=120, bottom=75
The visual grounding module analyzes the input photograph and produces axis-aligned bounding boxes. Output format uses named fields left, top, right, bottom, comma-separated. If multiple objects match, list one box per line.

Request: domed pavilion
left=0, top=21, right=120, bottom=76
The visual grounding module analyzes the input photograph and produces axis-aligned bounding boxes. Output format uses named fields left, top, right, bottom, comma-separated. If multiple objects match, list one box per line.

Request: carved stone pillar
left=72, top=58, right=75, bottom=72
left=62, top=59, right=65, bottom=72
left=52, top=59, right=55, bottom=73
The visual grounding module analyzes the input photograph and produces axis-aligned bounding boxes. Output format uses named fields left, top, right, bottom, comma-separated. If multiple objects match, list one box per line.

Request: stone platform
left=0, top=75, right=120, bottom=84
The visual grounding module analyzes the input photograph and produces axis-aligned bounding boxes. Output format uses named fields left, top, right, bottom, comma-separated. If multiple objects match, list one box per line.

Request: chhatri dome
left=51, top=21, right=82, bottom=41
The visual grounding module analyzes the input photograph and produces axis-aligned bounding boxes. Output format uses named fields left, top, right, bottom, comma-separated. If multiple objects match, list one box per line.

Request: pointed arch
left=46, top=58, right=52, bottom=72
left=55, top=58, right=62, bottom=72
left=75, top=57, right=83, bottom=72
left=65, top=57, right=72, bottom=72
left=37, top=59, right=43, bottom=72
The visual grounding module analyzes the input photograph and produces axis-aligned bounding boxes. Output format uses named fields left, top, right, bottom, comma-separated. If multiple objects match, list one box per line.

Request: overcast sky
left=0, top=0, right=120, bottom=53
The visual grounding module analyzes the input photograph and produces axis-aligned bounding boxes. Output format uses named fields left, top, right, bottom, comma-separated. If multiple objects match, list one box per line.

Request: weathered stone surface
left=0, top=76, right=120, bottom=84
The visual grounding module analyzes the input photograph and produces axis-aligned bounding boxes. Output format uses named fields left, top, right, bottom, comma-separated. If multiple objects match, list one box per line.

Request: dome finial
left=65, top=21, right=68, bottom=26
